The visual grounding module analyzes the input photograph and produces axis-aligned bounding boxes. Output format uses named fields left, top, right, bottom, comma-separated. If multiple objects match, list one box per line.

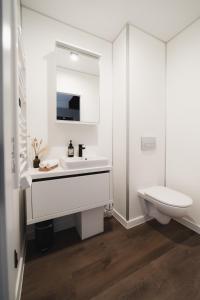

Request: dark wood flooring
left=21, top=217, right=200, bottom=300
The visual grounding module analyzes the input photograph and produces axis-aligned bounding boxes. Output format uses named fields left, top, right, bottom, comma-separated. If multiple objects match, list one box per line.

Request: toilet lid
left=144, top=186, right=193, bottom=208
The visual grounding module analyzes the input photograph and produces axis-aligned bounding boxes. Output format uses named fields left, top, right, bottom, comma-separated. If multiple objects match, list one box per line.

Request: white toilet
left=138, top=186, right=193, bottom=224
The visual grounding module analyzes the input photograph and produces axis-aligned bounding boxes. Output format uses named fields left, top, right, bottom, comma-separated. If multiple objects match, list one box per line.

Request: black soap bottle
left=68, top=140, right=74, bottom=157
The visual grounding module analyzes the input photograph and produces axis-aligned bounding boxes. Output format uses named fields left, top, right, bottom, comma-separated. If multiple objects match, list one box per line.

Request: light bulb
left=70, top=52, right=79, bottom=61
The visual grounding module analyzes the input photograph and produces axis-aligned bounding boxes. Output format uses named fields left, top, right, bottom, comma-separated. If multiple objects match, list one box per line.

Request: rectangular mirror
left=55, top=42, right=100, bottom=124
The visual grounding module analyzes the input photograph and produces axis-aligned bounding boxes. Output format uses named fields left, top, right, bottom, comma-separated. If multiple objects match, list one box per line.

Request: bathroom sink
left=60, top=156, right=109, bottom=169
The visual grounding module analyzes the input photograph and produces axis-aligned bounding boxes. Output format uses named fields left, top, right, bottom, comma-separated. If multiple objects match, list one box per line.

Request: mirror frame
left=55, top=41, right=101, bottom=125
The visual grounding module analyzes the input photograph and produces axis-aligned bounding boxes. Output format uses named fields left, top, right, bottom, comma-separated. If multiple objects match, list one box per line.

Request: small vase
left=33, top=156, right=40, bottom=168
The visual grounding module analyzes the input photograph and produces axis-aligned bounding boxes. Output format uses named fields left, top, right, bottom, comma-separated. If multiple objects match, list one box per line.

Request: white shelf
left=56, top=120, right=98, bottom=126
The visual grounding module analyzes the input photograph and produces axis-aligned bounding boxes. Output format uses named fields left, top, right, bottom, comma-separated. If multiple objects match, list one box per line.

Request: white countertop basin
left=60, top=156, right=109, bottom=169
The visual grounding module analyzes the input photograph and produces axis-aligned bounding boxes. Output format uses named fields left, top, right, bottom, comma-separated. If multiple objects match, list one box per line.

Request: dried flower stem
left=32, top=138, right=46, bottom=158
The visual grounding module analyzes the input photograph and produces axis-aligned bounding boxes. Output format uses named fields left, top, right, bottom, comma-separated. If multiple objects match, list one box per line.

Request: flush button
left=141, top=137, right=156, bottom=151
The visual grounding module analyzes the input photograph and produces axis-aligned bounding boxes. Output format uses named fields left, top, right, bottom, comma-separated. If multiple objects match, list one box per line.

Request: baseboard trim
left=176, top=217, right=200, bottom=234
left=127, top=214, right=152, bottom=229
left=113, top=209, right=151, bottom=229
left=15, top=242, right=26, bottom=300
left=113, top=209, right=200, bottom=234
left=113, top=209, right=128, bottom=228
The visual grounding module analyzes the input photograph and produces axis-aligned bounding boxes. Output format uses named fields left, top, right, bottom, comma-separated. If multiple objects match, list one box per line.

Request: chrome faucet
left=78, top=144, right=85, bottom=157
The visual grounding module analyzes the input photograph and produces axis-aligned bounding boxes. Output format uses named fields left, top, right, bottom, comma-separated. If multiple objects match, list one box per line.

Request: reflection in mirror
left=55, top=42, right=100, bottom=124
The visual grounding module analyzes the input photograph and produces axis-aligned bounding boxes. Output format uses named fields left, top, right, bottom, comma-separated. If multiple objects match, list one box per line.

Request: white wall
left=113, top=27, right=127, bottom=219
left=22, top=7, right=112, bottom=160
left=166, top=19, right=200, bottom=227
left=129, top=26, right=166, bottom=220
left=113, top=25, right=166, bottom=222
left=56, top=67, right=99, bottom=123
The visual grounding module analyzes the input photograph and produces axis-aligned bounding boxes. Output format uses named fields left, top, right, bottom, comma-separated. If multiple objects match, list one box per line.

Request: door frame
left=0, top=0, right=17, bottom=299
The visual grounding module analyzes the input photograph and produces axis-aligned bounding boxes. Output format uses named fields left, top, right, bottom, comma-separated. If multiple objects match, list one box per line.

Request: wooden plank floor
left=21, top=218, right=200, bottom=300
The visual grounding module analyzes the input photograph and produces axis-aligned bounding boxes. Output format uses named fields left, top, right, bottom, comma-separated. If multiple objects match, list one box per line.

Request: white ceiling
left=21, top=0, right=200, bottom=42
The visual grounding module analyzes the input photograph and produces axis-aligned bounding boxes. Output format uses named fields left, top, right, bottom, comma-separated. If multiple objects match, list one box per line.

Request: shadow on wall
left=45, top=52, right=98, bottom=148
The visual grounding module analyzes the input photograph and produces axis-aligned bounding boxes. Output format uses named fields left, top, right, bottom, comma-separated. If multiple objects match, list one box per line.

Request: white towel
left=39, top=159, right=58, bottom=169
left=20, top=173, right=32, bottom=189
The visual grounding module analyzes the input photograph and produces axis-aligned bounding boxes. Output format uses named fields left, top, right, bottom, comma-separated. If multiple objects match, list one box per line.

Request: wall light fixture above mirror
left=55, top=42, right=100, bottom=125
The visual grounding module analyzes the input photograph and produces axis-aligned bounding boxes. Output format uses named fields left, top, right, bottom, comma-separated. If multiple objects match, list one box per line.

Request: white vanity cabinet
left=26, top=169, right=112, bottom=239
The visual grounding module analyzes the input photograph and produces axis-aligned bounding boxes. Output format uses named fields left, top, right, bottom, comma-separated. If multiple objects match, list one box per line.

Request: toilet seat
left=138, top=186, right=193, bottom=224
left=143, top=186, right=192, bottom=208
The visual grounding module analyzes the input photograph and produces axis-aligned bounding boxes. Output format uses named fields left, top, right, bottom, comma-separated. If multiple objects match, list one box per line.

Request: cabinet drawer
left=32, top=173, right=110, bottom=219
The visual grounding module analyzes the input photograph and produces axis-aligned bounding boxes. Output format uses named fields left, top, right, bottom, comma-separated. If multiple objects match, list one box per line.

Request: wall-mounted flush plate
left=141, top=137, right=156, bottom=151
